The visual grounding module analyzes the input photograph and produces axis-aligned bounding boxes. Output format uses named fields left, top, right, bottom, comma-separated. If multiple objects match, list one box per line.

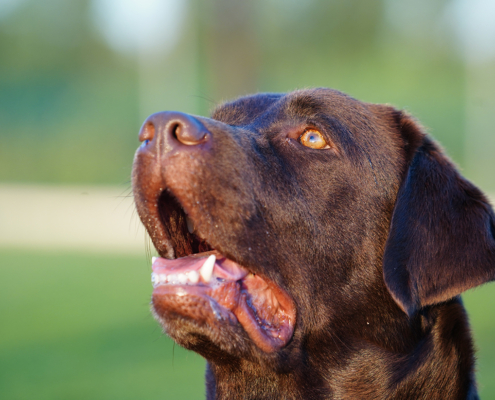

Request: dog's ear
left=383, top=111, right=495, bottom=317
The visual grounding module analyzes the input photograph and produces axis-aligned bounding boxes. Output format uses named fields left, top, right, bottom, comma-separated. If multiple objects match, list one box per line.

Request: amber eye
left=299, top=129, right=329, bottom=149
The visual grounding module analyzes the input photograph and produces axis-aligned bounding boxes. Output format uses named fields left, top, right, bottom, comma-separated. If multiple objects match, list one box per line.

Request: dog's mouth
left=148, top=190, right=296, bottom=354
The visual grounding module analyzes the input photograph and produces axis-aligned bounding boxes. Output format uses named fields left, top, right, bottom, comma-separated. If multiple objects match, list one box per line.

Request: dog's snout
left=139, top=112, right=209, bottom=147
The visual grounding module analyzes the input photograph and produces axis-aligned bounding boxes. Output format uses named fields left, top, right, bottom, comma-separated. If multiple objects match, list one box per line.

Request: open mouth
left=148, top=190, right=296, bottom=353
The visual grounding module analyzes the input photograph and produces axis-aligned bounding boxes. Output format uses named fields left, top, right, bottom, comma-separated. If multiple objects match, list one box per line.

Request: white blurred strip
left=0, top=185, right=493, bottom=254
left=0, top=184, right=148, bottom=254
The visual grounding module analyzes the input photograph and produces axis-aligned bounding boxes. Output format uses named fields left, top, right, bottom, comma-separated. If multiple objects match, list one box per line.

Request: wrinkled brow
left=284, top=94, right=325, bottom=118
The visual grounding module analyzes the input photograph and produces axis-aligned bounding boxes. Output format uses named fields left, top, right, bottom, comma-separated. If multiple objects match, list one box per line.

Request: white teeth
left=150, top=255, right=216, bottom=287
left=187, top=270, right=199, bottom=284
left=177, top=273, right=187, bottom=284
left=200, top=254, right=216, bottom=283
left=152, top=257, right=157, bottom=267
left=186, top=215, right=195, bottom=234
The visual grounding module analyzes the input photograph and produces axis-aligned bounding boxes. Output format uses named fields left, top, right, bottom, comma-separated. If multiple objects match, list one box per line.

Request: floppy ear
left=383, top=112, right=495, bottom=317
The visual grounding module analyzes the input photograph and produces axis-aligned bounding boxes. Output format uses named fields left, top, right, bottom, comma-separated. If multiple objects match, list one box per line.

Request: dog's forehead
left=211, top=92, right=283, bottom=125
left=211, top=89, right=368, bottom=126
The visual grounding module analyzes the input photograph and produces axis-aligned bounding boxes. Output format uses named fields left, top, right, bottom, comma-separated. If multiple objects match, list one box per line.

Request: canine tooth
left=186, top=215, right=195, bottom=234
left=152, top=256, right=157, bottom=264
left=187, top=270, right=199, bottom=284
left=151, top=272, right=159, bottom=286
left=200, top=254, right=216, bottom=282
left=177, top=273, right=187, bottom=284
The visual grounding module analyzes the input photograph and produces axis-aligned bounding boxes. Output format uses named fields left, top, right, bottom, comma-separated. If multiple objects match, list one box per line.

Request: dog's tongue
left=151, top=252, right=296, bottom=353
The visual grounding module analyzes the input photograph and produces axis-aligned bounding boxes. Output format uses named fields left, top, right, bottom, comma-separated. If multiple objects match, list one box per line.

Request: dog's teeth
left=187, top=270, right=199, bottom=284
left=177, top=273, right=187, bottom=284
left=151, top=269, right=205, bottom=287
left=152, top=256, right=157, bottom=264
left=200, top=254, right=216, bottom=282
left=186, top=215, right=195, bottom=234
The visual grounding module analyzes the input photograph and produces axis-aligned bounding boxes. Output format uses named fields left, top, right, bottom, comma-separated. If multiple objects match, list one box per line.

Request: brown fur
left=132, top=88, right=495, bottom=399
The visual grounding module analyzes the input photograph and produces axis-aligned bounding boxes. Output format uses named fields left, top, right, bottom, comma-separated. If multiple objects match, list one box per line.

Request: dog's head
left=132, top=88, right=495, bottom=367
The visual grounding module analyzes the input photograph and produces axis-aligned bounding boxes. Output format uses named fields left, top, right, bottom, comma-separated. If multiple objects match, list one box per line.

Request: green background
left=1, top=0, right=494, bottom=398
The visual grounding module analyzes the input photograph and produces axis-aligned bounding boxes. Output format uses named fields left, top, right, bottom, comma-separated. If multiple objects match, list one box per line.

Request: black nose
left=139, top=111, right=209, bottom=146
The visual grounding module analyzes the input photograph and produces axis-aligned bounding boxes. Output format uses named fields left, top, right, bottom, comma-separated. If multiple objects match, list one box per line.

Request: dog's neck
left=205, top=360, right=326, bottom=400
left=204, top=298, right=478, bottom=400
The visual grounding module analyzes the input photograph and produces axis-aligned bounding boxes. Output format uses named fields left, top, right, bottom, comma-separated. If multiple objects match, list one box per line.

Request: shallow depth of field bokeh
left=0, top=1, right=494, bottom=399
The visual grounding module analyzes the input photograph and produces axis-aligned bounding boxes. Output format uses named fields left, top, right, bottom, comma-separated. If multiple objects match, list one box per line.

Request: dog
left=132, top=88, right=495, bottom=399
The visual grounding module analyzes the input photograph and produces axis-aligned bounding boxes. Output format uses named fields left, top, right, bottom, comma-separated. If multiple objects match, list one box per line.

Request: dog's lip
left=150, top=250, right=296, bottom=353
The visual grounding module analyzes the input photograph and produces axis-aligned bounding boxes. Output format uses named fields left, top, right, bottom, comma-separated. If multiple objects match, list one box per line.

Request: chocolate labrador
left=132, top=88, right=495, bottom=399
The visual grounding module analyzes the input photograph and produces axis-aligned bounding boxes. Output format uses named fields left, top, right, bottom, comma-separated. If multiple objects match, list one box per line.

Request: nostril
left=139, top=112, right=209, bottom=148
left=139, top=121, right=155, bottom=143
left=173, top=120, right=207, bottom=146
left=171, top=123, right=181, bottom=141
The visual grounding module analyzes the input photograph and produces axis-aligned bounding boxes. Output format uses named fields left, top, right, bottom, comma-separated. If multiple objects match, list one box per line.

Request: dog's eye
left=299, top=129, right=329, bottom=149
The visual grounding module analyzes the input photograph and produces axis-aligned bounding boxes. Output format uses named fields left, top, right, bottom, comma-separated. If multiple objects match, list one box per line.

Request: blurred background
left=0, top=0, right=494, bottom=399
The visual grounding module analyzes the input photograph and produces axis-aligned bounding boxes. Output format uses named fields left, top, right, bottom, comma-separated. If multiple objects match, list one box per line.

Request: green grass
left=0, top=249, right=205, bottom=400
left=0, top=249, right=494, bottom=399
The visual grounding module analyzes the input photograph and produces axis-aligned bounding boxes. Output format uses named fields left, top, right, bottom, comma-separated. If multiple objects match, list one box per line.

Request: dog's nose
left=139, top=112, right=208, bottom=146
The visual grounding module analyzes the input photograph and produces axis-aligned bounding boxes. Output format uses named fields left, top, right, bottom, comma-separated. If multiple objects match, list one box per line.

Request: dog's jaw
left=149, top=251, right=296, bottom=354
